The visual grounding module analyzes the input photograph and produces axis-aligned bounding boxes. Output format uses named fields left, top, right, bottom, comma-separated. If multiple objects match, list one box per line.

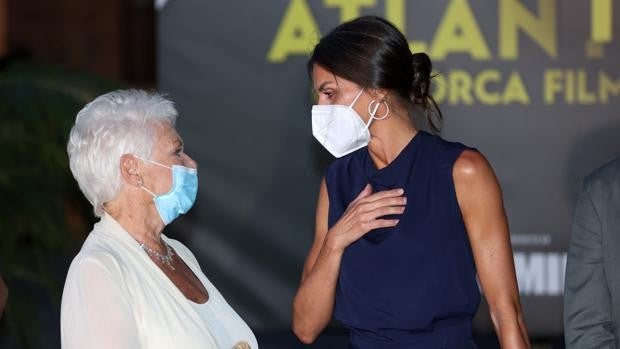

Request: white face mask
left=311, top=88, right=388, bottom=158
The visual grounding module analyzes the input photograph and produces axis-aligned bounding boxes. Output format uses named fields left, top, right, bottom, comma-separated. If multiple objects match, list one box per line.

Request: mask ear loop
left=363, top=99, right=390, bottom=130
left=348, top=88, right=365, bottom=109
left=132, top=155, right=168, bottom=197
left=140, top=184, right=157, bottom=198
left=135, top=156, right=172, bottom=170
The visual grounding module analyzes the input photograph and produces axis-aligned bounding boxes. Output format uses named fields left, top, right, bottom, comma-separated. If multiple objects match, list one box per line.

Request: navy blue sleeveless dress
left=325, top=131, right=480, bottom=348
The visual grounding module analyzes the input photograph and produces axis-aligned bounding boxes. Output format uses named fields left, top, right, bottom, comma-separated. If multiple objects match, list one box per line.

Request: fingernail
left=402, top=197, right=407, bottom=204
left=397, top=188, right=404, bottom=194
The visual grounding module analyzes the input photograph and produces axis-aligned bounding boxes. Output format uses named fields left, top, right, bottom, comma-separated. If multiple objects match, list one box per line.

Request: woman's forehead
left=312, top=65, right=356, bottom=90
left=154, top=124, right=182, bottom=147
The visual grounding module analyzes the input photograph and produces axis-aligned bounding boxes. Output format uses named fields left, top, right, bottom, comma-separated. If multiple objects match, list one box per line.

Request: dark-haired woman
left=292, top=16, right=530, bottom=349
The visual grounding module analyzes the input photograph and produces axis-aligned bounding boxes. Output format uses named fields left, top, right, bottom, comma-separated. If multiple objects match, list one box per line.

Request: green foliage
left=0, top=60, right=120, bottom=348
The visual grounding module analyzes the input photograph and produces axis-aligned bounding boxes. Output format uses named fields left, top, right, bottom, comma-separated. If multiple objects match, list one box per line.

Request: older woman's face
left=139, top=123, right=197, bottom=196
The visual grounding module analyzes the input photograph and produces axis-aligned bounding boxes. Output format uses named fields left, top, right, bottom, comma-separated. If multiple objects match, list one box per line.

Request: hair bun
left=411, top=52, right=442, bottom=133
left=411, top=52, right=432, bottom=102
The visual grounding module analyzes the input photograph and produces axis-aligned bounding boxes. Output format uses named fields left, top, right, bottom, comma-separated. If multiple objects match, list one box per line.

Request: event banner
left=158, top=0, right=619, bottom=336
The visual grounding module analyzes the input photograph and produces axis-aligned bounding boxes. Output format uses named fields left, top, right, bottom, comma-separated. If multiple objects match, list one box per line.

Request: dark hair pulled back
left=308, top=15, right=442, bottom=132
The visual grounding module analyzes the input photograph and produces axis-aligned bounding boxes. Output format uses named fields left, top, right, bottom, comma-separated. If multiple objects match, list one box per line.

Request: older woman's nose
left=184, top=154, right=198, bottom=169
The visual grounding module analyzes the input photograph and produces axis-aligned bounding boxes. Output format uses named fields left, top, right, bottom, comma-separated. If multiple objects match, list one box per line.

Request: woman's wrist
left=323, top=233, right=346, bottom=255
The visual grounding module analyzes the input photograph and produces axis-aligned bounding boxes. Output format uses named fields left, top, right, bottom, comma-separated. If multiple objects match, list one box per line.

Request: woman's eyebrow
left=317, top=81, right=334, bottom=91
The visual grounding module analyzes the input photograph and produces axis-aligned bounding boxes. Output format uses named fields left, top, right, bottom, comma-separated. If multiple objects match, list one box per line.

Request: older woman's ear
left=120, top=154, right=142, bottom=187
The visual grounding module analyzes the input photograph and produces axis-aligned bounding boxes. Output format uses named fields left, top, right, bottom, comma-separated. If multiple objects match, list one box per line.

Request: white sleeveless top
left=61, top=213, right=258, bottom=349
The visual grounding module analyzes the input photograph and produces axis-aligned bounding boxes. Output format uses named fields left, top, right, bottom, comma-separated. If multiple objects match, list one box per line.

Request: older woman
left=61, top=90, right=257, bottom=349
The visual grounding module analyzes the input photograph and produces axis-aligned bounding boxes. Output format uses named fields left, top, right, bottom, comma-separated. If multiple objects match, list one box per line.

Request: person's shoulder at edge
left=583, top=155, right=620, bottom=190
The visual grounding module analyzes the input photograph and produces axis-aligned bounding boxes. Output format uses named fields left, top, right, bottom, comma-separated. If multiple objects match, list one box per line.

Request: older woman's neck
left=104, top=198, right=165, bottom=247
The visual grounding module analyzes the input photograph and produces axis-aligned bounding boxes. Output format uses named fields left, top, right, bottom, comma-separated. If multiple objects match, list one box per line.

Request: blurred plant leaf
left=0, top=59, right=121, bottom=348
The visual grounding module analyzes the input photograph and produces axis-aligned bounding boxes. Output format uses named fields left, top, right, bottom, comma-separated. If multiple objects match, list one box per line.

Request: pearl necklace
left=140, top=241, right=175, bottom=270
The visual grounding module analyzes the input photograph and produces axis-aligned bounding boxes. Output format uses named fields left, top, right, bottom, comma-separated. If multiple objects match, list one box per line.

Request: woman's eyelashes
left=320, top=90, right=335, bottom=102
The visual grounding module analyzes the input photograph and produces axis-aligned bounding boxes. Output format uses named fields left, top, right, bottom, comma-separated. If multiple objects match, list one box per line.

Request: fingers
left=368, top=205, right=406, bottom=218
left=359, top=187, right=405, bottom=204
left=358, top=218, right=400, bottom=235
left=336, top=186, right=408, bottom=246
left=353, top=185, right=405, bottom=205
left=354, top=204, right=404, bottom=232
left=352, top=184, right=373, bottom=202
left=371, top=218, right=400, bottom=229
left=344, top=217, right=400, bottom=243
left=361, top=195, right=406, bottom=213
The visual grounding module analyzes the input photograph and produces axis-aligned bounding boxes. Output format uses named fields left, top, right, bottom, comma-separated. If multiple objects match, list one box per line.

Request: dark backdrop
left=157, top=0, right=620, bottom=338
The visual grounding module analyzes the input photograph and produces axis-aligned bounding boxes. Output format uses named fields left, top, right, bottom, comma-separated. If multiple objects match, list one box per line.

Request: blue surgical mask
left=137, top=157, right=198, bottom=225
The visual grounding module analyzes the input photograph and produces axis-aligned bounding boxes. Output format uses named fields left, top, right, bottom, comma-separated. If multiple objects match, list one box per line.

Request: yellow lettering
left=502, top=71, right=530, bottom=104
left=324, top=0, right=376, bottom=22
left=385, top=0, right=405, bottom=32
left=499, top=0, right=557, bottom=59
left=475, top=70, right=502, bottom=105
left=410, top=41, right=429, bottom=54
left=577, top=70, right=596, bottom=104
left=599, top=71, right=620, bottom=103
left=449, top=70, right=474, bottom=105
left=267, top=0, right=320, bottom=63
left=430, top=0, right=492, bottom=60
left=565, top=70, right=575, bottom=104
left=436, top=70, right=531, bottom=105
left=591, top=0, right=613, bottom=43
left=544, top=69, right=563, bottom=104
left=385, top=0, right=431, bottom=54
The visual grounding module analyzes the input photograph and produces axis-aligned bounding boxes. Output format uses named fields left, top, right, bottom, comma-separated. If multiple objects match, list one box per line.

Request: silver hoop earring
left=368, top=99, right=390, bottom=120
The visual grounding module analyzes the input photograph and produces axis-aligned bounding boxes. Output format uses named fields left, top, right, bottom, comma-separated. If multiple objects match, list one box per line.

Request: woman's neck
left=104, top=193, right=166, bottom=252
left=367, top=112, right=417, bottom=170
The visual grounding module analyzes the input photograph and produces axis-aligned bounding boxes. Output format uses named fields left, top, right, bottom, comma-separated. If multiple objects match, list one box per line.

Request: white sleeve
left=61, top=255, right=140, bottom=349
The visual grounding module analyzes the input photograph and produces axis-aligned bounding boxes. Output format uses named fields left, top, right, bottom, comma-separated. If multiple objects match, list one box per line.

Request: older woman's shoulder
left=68, top=236, right=126, bottom=280
left=67, top=222, right=138, bottom=282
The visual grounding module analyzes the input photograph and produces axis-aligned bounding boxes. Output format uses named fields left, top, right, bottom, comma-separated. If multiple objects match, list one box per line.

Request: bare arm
left=453, top=150, right=530, bottom=349
left=292, top=179, right=405, bottom=343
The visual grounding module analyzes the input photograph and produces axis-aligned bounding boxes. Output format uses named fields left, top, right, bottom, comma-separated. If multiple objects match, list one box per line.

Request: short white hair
left=67, top=89, right=178, bottom=217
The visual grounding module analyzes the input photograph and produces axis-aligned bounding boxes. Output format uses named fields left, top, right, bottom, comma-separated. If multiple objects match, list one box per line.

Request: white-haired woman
left=61, top=90, right=258, bottom=349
